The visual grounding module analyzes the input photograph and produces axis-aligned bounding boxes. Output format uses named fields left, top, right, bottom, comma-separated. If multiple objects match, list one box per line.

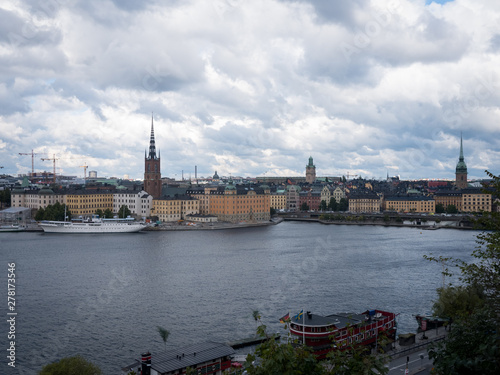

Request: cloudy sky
left=1, top=0, right=499, bottom=181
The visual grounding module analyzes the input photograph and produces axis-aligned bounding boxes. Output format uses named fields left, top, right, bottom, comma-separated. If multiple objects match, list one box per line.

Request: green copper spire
left=455, top=133, right=467, bottom=174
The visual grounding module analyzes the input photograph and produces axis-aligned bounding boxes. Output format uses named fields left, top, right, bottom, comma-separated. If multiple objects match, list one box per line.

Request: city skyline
left=1, top=0, right=499, bottom=181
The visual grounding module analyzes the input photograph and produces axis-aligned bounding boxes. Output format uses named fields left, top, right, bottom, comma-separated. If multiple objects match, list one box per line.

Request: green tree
left=244, top=312, right=325, bottom=375
left=436, top=203, right=445, bottom=213
left=327, top=330, right=390, bottom=375
left=319, top=200, right=328, bottom=211
left=328, top=197, right=338, bottom=211
left=240, top=311, right=389, bottom=375
left=445, top=204, right=458, bottom=214
left=338, top=198, right=348, bottom=212
left=103, top=208, right=113, bottom=218
left=35, top=202, right=71, bottom=221
left=300, top=202, right=309, bottom=211
left=95, top=209, right=104, bottom=218
left=461, top=171, right=500, bottom=314
left=428, top=307, right=498, bottom=375
left=118, top=205, right=132, bottom=218
left=426, top=171, right=500, bottom=374
left=157, top=326, right=170, bottom=351
left=432, top=285, right=485, bottom=321
left=0, top=188, right=11, bottom=208
left=38, top=355, right=102, bottom=375
left=35, top=207, right=45, bottom=221
left=270, top=207, right=276, bottom=216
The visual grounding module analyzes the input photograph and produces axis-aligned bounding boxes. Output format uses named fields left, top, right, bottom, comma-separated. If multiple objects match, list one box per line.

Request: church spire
left=459, top=132, right=465, bottom=162
left=148, top=114, right=157, bottom=160
left=455, top=132, right=468, bottom=189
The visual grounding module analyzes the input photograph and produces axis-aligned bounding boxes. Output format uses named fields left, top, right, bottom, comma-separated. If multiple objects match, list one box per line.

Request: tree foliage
left=238, top=312, right=389, bottom=375
left=38, top=355, right=102, bottom=375
left=445, top=204, right=458, bottom=214
left=118, top=205, right=132, bottom=218
left=300, top=202, right=310, bottom=211
left=428, top=307, right=498, bottom=375
left=320, top=199, right=328, bottom=211
left=0, top=188, right=11, bottom=207
left=426, top=171, right=500, bottom=374
left=329, top=197, right=338, bottom=211
left=436, top=203, right=445, bottom=214
left=243, top=312, right=325, bottom=375
left=103, top=208, right=113, bottom=218
left=432, top=285, right=485, bottom=321
left=338, top=198, right=349, bottom=212
left=35, top=202, right=71, bottom=221
left=157, top=326, right=170, bottom=351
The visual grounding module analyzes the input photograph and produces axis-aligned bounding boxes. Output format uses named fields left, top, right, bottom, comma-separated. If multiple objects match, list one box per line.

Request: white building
left=113, top=190, right=153, bottom=218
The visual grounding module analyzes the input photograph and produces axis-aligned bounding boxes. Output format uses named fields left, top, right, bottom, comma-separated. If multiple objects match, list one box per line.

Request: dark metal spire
left=148, top=114, right=157, bottom=160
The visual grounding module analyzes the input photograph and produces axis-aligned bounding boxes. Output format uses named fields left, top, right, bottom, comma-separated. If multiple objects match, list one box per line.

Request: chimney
left=141, top=352, right=152, bottom=375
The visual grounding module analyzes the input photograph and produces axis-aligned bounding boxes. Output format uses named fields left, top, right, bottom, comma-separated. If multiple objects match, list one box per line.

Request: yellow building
left=385, top=196, right=435, bottom=213
left=270, top=190, right=287, bottom=211
left=66, top=190, right=114, bottom=216
left=434, top=191, right=463, bottom=212
left=461, top=188, right=491, bottom=212
left=348, top=190, right=381, bottom=213
left=209, top=183, right=270, bottom=223
left=186, top=187, right=217, bottom=215
left=151, top=197, right=200, bottom=222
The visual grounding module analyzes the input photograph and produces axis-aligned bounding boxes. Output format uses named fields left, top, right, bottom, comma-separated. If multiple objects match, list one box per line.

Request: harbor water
left=0, top=222, right=478, bottom=374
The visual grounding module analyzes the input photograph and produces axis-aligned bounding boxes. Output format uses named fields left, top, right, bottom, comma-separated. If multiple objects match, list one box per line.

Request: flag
left=293, top=310, right=303, bottom=321
left=279, top=313, right=290, bottom=323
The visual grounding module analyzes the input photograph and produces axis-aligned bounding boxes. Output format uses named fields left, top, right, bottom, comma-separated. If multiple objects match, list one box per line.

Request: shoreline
left=7, top=216, right=480, bottom=232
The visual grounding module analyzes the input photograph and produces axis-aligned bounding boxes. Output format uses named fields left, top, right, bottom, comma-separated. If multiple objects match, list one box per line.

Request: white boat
left=0, top=224, right=25, bottom=232
left=38, top=217, right=146, bottom=233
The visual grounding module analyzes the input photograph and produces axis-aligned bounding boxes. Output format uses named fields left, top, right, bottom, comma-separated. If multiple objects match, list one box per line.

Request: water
left=0, top=222, right=478, bottom=374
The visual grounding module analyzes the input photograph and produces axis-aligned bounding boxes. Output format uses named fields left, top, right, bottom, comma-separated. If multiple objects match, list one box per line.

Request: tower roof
left=455, top=133, right=467, bottom=173
left=147, top=114, right=158, bottom=160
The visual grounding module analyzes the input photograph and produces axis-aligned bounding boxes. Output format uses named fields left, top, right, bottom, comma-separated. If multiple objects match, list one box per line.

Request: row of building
left=9, top=180, right=494, bottom=224
left=5, top=123, right=496, bottom=221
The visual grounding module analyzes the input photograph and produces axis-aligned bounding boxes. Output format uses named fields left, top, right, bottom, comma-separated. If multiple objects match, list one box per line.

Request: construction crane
left=346, top=172, right=358, bottom=180
left=40, top=154, right=59, bottom=183
left=19, top=149, right=40, bottom=176
left=80, top=163, right=88, bottom=184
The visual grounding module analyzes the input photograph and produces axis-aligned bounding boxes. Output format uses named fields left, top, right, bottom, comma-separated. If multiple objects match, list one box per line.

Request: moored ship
left=287, top=309, right=397, bottom=358
left=39, top=217, right=146, bottom=233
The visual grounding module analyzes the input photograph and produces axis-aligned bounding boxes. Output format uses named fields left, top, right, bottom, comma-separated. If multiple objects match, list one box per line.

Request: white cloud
left=0, top=0, right=499, bottom=181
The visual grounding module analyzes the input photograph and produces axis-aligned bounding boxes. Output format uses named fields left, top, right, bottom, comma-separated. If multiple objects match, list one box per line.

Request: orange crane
left=19, top=149, right=40, bottom=176
left=80, top=163, right=88, bottom=183
left=40, top=154, right=59, bottom=183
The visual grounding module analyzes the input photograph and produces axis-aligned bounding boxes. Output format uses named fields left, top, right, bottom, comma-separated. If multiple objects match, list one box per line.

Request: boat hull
left=0, top=225, right=25, bottom=232
left=39, top=221, right=145, bottom=233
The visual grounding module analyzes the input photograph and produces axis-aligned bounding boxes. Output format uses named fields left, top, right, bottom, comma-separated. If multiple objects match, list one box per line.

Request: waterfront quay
left=280, top=211, right=476, bottom=229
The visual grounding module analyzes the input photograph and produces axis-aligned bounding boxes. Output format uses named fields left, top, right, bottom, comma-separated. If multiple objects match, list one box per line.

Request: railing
left=387, top=335, right=446, bottom=359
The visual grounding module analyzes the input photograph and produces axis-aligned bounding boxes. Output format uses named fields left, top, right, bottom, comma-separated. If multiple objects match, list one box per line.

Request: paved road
left=385, top=326, right=447, bottom=375
left=387, top=350, right=432, bottom=375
